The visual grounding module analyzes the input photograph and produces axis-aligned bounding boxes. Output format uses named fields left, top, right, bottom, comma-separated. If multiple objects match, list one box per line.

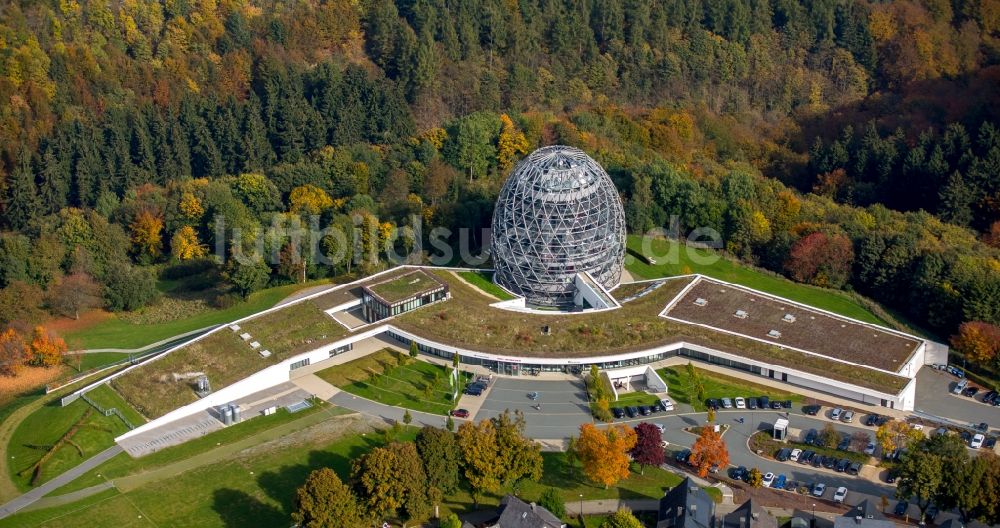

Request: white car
left=864, top=442, right=877, bottom=455
left=762, top=472, right=775, bottom=487
left=841, top=410, right=855, bottom=423
left=831, top=408, right=843, bottom=420
left=833, top=487, right=848, bottom=503
left=790, top=448, right=802, bottom=462
left=660, top=398, right=675, bottom=411
left=972, top=433, right=985, bottom=449
left=722, top=398, right=733, bottom=409
left=655, top=423, right=667, bottom=434
left=812, top=483, right=826, bottom=497
left=735, top=397, right=746, bottom=409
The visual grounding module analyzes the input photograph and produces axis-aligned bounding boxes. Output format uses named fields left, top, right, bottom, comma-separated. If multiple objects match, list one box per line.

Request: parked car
left=864, top=442, right=877, bottom=455
left=953, top=378, right=969, bottom=394
left=735, top=397, right=746, bottom=409
left=822, top=456, right=837, bottom=469
left=876, top=415, right=892, bottom=426
left=974, top=422, right=989, bottom=432
left=812, top=455, right=825, bottom=468
left=790, top=448, right=802, bottom=462
left=963, top=386, right=980, bottom=398
left=885, top=469, right=898, bottom=484
left=758, top=396, right=770, bottom=408
left=894, top=502, right=908, bottom=516
left=654, top=423, right=667, bottom=434
left=747, top=397, right=758, bottom=409
left=639, top=405, right=651, bottom=416
left=847, top=462, right=862, bottom=475
left=982, top=390, right=997, bottom=405
left=706, top=399, right=719, bottom=410
left=612, top=407, right=624, bottom=419
left=776, top=448, right=792, bottom=462
left=649, top=402, right=664, bottom=413
left=837, top=437, right=851, bottom=451
left=833, top=487, right=848, bottom=503
left=835, top=458, right=851, bottom=472
left=803, top=404, right=821, bottom=416
left=722, top=398, right=733, bottom=409
left=675, top=449, right=692, bottom=463
left=762, top=472, right=775, bottom=487
left=770, top=400, right=783, bottom=409
left=450, top=409, right=470, bottom=418
left=812, top=483, right=827, bottom=497
left=960, top=430, right=973, bottom=443
left=985, top=436, right=997, bottom=449
left=830, top=407, right=843, bottom=420
left=972, top=433, right=985, bottom=449
left=782, top=400, right=793, bottom=408
left=660, top=398, right=675, bottom=411
left=730, top=466, right=749, bottom=482
left=925, top=505, right=939, bottom=522
left=841, top=410, right=855, bottom=423
left=625, top=406, right=637, bottom=418
left=464, top=387, right=482, bottom=396
left=799, top=450, right=815, bottom=464
left=774, top=474, right=787, bottom=489
left=948, top=366, right=965, bottom=378
left=864, top=414, right=880, bottom=426
left=804, top=429, right=817, bottom=445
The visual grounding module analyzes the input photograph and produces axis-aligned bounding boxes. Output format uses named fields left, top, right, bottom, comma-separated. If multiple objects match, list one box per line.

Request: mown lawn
left=613, top=391, right=661, bottom=407
left=62, top=352, right=130, bottom=373
left=63, top=280, right=332, bottom=350
left=316, top=349, right=464, bottom=415
left=658, top=365, right=802, bottom=413
left=625, top=236, right=884, bottom=325
left=83, top=384, right=147, bottom=428
left=7, top=396, right=132, bottom=492
left=457, top=270, right=515, bottom=300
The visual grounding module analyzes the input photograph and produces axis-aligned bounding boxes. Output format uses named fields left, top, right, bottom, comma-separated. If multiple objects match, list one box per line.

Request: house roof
left=657, top=477, right=715, bottom=528
left=833, top=500, right=895, bottom=528
left=721, top=499, right=778, bottom=528
left=490, top=495, right=565, bottom=528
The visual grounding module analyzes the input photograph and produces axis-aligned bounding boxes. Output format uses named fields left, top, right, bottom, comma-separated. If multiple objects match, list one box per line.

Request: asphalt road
left=914, top=368, right=1000, bottom=428
left=472, top=378, right=593, bottom=438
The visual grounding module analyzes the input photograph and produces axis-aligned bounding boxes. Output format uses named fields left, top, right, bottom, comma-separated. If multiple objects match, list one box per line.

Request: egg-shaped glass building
left=491, top=145, right=626, bottom=308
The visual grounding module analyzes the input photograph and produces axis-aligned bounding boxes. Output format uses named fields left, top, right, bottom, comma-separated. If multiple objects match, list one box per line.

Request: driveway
left=474, top=378, right=593, bottom=439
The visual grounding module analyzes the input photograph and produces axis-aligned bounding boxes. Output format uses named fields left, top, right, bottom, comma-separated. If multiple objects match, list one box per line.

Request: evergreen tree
left=3, top=146, right=40, bottom=230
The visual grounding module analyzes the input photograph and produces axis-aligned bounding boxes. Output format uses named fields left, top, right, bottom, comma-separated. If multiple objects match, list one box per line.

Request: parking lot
left=914, top=367, right=999, bottom=428
left=473, top=378, right=593, bottom=439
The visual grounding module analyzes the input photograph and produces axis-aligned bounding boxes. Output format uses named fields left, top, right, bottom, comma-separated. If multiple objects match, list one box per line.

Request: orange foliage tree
left=289, top=184, right=334, bottom=215
left=575, top=423, right=637, bottom=489
left=951, top=321, right=1000, bottom=365
left=689, top=426, right=730, bottom=477
left=27, top=326, right=67, bottom=368
left=130, top=209, right=165, bottom=260
left=0, top=328, right=27, bottom=376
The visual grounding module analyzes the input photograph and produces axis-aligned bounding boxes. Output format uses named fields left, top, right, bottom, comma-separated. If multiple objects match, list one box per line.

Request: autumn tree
left=351, top=441, right=430, bottom=522
left=226, top=259, right=270, bottom=299
left=129, top=209, right=165, bottom=261
left=289, top=184, right=334, bottom=215
left=876, top=420, right=924, bottom=455
left=292, top=468, right=367, bottom=528
left=818, top=423, right=840, bottom=448
left=47, top=272, right=102, bottom=320
left=600, top=507, right=644, bottom=528
left=748, top=467, right=763, bottom=487
left=630, top=422, right=665, bottom=474
left=850, top=431, right=871, bottom=453
left=0, top=328, right=27, bottom=376
left=538, top=487, right=566, bottom=519
left=170, top=226, right=208, bottom=261
left=951, top=322, right=1000, bottom=365
left=576, top=423, right=637, bottom=488
left=456, top=410, right=542, bottom=500
left=27, top=326, right=66, bottom=367
left=896, top=449, right=944, bottom=519
left=497, top=114, right=529, bottom=173
left=784, top=232, right=855, bottom=288
left=690, top=425, right=730, bottom=477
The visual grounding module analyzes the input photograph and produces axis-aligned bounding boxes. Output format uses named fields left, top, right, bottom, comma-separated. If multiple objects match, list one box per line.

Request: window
left=290, top=358, right=311, bottom=370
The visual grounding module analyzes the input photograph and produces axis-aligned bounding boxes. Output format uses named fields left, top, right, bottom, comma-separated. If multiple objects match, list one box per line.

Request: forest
left=0, top=0, right=998, bottom=373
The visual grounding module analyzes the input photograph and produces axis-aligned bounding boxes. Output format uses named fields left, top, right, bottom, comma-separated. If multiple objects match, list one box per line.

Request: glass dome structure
left=491, top=145, right=626, bottom=308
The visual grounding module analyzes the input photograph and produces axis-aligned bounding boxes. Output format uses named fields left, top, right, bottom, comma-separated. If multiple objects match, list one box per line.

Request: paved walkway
left=291, top=374, right=341, bottom=401
left=0, top=445, right=123, bottom=519
left=328, top=392, right=452, bottom=429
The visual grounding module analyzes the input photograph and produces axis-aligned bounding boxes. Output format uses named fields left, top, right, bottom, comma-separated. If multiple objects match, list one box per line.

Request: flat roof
left=364, top=269, right=447, bottom=305
left=663, top=277, right=922, bottom=373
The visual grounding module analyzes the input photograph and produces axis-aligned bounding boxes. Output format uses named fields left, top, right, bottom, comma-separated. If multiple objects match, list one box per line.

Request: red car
left=450, top=409, right=470, bottom=418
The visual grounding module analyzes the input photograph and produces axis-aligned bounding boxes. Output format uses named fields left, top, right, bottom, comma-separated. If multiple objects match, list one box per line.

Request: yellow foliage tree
left=497, top=114, right=529, bottom=173
left=130, top=209, right=164, bottom=259
left=575, top=423, right=637, bottom=489
left=28, top=326, right=66, bottom=368
left=178, top=191, right=204, bottom=220
left=289, top=184, right=334, bottom=215
left=171, top=226, right=208, bottom=261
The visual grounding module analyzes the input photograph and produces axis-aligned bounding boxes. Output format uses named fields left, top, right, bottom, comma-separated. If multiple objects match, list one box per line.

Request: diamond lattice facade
left=491, top=145, right=626, bottom=307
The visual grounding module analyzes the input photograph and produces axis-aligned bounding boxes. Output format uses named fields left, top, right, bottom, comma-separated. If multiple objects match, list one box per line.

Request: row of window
left=363, top=290, right=449, bottom=322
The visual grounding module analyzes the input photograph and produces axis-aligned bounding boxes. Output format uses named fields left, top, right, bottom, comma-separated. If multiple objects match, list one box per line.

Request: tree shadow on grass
left=211, top=488, right=285, bottom=528
left=256, top=447, right=370, bottom=514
